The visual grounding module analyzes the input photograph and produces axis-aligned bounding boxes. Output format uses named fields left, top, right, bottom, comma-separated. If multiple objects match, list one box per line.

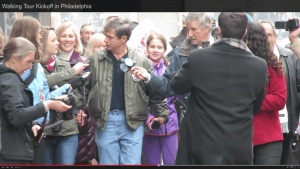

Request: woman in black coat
left=0, top=37, right=71, bottom=165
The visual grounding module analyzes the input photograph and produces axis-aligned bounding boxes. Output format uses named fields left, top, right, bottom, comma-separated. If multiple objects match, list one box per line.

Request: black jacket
left=171, top=41, right=267, bottom=165
left=149, top=39, right=197, bottom=107
left=0, top=64, right=46, bottom=161
left=277, top=44, right=300, bottom=132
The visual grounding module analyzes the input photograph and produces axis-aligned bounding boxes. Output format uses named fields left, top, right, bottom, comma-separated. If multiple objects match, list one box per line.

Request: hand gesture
left=32, top=125, right=44, bottom=143
left=73, top=62, right=89, bottom=75
left=147, top=117, right=165, bottom=131
left=130, top=66, right=150, bottom=81
left=76, top=109, right=87, bottom=126
left=289, top=18, right=300, bottom=44
left=44, top=100, right=72, bottom=112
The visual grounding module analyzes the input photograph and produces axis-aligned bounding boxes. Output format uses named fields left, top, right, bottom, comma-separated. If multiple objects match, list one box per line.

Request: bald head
left=260, top=22, right=277, bottom=51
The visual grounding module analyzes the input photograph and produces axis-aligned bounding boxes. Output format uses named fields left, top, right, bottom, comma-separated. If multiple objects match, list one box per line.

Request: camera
left=150, top=120, right=161, bottom=129
left=275, top=18, right=299, bottom=31
left=51, top=93, right=76, bottom=121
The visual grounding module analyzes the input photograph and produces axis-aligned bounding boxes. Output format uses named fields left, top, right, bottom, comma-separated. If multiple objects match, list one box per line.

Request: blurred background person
left=262, top=20, right=300, bottom=165
left=74, top=32, right=106, bottom=165
left=142, top=33, right=179, bottom=165
left=0, top=27, right=4, bottom=49
left=0, top=37, right=71, bottom=165
left=80, top=23, right=96, bottom=56
left=243, top=21, right=286, bottom=165
left=0, top=27, right=5, bottom=61
left=84, top=33, right=106, bottom=59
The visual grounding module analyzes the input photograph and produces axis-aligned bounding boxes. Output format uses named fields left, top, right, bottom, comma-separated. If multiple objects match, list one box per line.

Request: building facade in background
left=0, top=12, right=297, bottom=47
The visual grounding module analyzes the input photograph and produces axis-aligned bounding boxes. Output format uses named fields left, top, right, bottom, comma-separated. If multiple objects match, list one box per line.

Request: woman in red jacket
left=243, top=21, right=286, bottom=165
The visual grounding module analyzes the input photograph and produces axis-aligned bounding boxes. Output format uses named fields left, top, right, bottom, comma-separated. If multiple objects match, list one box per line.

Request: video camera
left=275, top=18, right=299, bottom=31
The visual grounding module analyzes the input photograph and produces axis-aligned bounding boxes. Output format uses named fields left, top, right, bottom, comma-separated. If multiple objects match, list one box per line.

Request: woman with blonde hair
left=43, top=23, right=89, bottom=165
left=55, top=22, right=86, bottom=67
left=74, top=32, right=106, bottom=165
left=84, top=33, right=106, bottom=58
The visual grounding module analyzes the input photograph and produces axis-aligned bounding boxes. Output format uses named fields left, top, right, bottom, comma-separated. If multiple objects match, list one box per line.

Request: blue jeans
left=45, top=134, right=78, bottom=165
left=95, top=109, right=144, bottom=165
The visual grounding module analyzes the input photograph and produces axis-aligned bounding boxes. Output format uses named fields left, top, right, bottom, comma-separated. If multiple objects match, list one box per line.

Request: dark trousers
left=33, top=136, right=45, bottom=165
left=281, top=133, right=292, bottom=165
left=253, top=141, right=283, bottom=165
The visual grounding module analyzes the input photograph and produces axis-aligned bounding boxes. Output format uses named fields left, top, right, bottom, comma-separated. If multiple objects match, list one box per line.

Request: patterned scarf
left=45, top=56, right=56, bottom=73
left=69, top=52, right=85, bottom=67
left=212, top=38, right=253, bottom=54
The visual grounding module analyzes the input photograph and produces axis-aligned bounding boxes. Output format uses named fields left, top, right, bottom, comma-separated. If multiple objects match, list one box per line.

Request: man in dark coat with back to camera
left=170, top=12, right=268, bottom=165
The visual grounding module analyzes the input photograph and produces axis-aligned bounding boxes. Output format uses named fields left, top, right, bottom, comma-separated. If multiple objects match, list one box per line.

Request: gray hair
left=2, top=37, right=36, bottom=63
left=103, top=17, right=132, bottom=41
left=80, top=23, right=96, bottom=33
left=185, top=12, right=211, bottom=31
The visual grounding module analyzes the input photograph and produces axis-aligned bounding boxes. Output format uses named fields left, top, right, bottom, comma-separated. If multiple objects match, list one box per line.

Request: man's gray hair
left=104, top=17, right=132, bottom=41
left=80, top=23, right=96, bottom=33
left=185, top=12, right=211, bottom=31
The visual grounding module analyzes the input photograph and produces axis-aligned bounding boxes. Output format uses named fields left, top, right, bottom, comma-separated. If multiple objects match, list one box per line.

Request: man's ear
left=205, top=25, right=210, bottom=34
left=121, top=35, right=128, bottom=43
left=10, top=54, right=17, bottom=64
left=243, top=29, right=248, bottom=38
left=218, top=27, right=222, bottom=38
left=240, top=29, right=248, bottom=40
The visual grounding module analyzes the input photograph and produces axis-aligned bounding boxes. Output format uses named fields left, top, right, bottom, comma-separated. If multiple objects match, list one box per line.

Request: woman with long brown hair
left=243, top=21, right=286, bottom=165
left=9, top=16, right=74, bottom=165
left=142, top=33, right=178, bottom=165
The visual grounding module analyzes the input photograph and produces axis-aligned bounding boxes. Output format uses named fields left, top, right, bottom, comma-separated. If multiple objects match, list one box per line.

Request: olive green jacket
left=44, top=56, right=77, bottom=88
left=43, top=56, right=80, bottom=136
left=86, top=46, right=169, bottom=130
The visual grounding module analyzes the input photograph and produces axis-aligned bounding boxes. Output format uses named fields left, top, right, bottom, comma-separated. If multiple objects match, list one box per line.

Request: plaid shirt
left=212, top=38, right=253, bottom=54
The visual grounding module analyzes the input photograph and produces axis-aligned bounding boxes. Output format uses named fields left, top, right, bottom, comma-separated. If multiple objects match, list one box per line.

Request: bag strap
left=25, top=63, right=38, bottom=88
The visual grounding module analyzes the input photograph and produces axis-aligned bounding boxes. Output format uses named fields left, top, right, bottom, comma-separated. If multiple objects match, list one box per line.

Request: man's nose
left=187, top=30, right=193, bottom=38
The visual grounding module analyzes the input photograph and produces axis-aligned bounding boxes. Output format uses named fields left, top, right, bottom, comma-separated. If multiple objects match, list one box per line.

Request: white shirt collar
left=197, top=35, right=215, bottom=49
left=273, top=44, right=280, bottom=59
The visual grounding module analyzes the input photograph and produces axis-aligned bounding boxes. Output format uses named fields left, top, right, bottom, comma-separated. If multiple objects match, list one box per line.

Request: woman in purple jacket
left=142, top=33, right=179, bottom=165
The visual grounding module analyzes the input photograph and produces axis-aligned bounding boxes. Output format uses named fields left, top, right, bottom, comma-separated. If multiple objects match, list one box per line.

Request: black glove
left=68, top=76, right=87, bottom=89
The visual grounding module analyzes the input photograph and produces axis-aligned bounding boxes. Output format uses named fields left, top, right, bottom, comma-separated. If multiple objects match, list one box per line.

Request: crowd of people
left=0, top=12, right=300, bottom=165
